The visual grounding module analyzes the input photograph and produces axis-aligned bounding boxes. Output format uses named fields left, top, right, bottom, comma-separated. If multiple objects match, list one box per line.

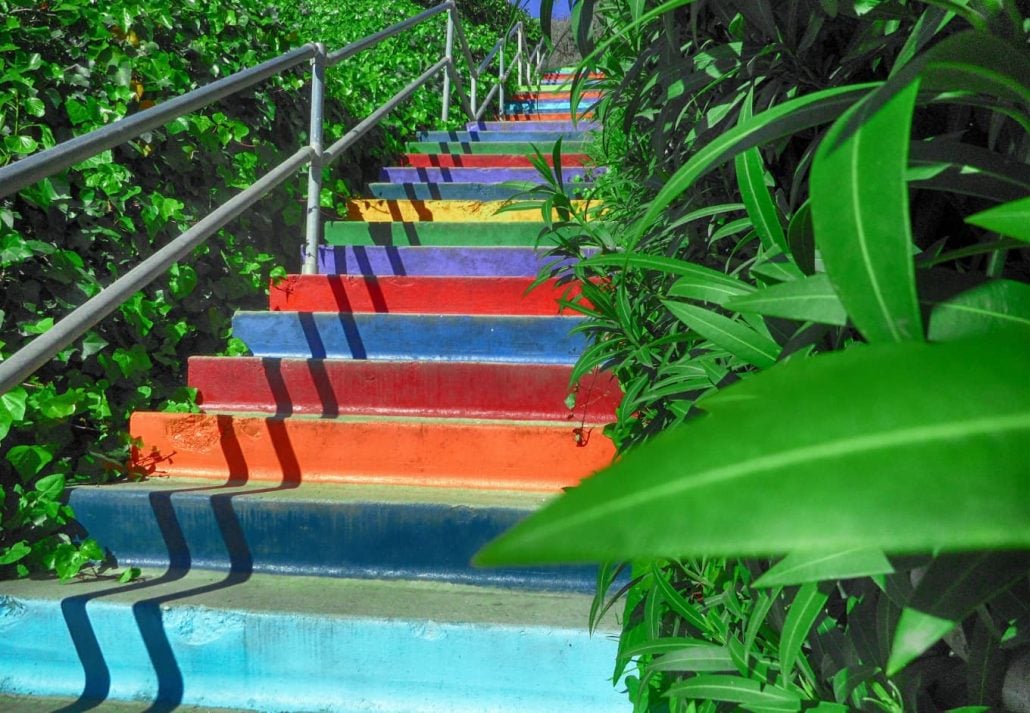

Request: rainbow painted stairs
left=0, top=70, right=630, bottom=711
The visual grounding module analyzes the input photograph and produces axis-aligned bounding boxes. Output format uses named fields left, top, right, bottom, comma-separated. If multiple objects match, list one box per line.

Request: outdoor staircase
left=0, top=69, right=627, bottom=712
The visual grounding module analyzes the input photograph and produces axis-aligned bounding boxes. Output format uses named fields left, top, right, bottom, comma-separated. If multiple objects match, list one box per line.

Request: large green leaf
left=667, top=675, right=801, bottom=712
left=725, top=274, right=847, bottom=326
left=966, top=196, right=1030, bottom=243
left=664, top=300, right=782, bottom=368
left=810, top=79, right=923, bottom=343
left=927, top=279, right=1030, bottom=341
left=476, top=333, right=1030, bottom=565
left=627, top=84, right=878, bottom=246
left=755, top=548, right=894, bottom=588
left=887, top=551, right=1030, bottom=675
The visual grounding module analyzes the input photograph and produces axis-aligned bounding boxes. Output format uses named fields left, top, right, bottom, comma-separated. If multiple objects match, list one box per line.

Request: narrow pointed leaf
left=811, top=79, right=922, bottom=343
left=726, top=274, right=847, bottom=325
left=647, top=644, right=736, bottom=673
left=888, top=551, right=1030, bottom=675
left=667, top=675, right=801, bottom=711
left=664, top=300, right=782, bottom=368
left=628, top=84, right=878, bottom=246
left=755, top=549, right=894, bottom=588
left=780, top=582, right=829, bottom=680
left=475, top=333, right=1030, bottom=565
left=966, top=196, right=1030, bottom=243
left=736, top=92, right=788, bottom=253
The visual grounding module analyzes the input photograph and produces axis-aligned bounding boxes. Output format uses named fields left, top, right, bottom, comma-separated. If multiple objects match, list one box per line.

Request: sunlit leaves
left=966, top=196, right=1030, bottom=243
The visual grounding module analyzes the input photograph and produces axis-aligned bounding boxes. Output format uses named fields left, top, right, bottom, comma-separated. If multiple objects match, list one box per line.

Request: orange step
left=131, top=412, right=617, bottom=491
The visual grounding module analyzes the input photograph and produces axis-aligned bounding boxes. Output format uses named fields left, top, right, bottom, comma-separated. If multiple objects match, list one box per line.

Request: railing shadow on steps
left=0, top=0, right=546, bottom=396
left=0, top=6, right=547, bottom=709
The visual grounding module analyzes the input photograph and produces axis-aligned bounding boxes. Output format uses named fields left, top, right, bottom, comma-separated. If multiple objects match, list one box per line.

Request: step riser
left=402, top=153, right=591, bottom=167
left=406, top=141, right=588, bottom=154
left=466, top=121, right=598, bottom=132
left=511, top=91, right=603, bottom=101
left=420, top=130, right=591, bottom=142
left=268, top=275, right=583, bottom=315
left=369, top=183, right=588, bottom=200
left=0, top=582, right=622, bottom=712
left=504, top=113, right=595, bottom=122
left=131, top=412, right=615, bottom=489
left=231, top=312, right=587, bottom=363
left=380, top=166, right=596, bottom=184
left=344, top=199, right=576, bottom=222
left=189, top=357, right=620, bottom=421
left=66, top=485, right=599, bottom=591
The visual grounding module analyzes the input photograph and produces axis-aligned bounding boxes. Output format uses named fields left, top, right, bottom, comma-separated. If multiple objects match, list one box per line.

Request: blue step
left=232, top=312, right=587, bottom=363
left=369, top=182, right=589, bottom=200
left=66, top=482, right=601, bottom=592
left=505, top=100, right=599, bottom=113
left=0, top=573, right=626, bottom=712
left=419, top=129, right=591, bottom=142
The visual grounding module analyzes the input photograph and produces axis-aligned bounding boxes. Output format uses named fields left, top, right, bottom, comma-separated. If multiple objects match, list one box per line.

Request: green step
left=406, top=141, right=589, bottom=155
left=325, top=221, right=547, bottom=246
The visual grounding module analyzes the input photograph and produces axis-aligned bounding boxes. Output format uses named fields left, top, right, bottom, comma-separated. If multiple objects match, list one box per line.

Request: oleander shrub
left=481, top=1, right=1030, bottom=710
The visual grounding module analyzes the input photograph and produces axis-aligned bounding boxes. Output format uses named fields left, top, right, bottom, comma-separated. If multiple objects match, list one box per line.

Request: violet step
left=419, top=130, right=591, bottom=142
left=369, top=183, right=589, bottom=200
left=316, top=245, right=571, bottom=277
left=379, top=166, right=598, bottom=184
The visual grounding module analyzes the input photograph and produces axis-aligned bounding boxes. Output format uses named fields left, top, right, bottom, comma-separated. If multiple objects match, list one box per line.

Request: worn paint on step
left=314, top=245, right=576, bottom=277
left=130, top=412, right=616, bottom=488
left=188, top=357, right=620, bottom=421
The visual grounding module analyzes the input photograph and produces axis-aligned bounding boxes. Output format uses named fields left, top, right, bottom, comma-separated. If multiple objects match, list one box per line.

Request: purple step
left=379, top=166, right=599, bottom=184
left=317, top=245, right=573, bottom=277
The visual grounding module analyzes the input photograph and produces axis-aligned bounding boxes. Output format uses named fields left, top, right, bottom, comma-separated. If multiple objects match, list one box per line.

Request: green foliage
left=0, top=0, right=532, bottom=581
left=481, top=0, right=1030, bottom=710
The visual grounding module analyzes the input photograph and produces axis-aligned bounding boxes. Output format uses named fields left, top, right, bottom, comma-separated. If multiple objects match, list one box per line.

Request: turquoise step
left=0, top=572, right=625, bottom=712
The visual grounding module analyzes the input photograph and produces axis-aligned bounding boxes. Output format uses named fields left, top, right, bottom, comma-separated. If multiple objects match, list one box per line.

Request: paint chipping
left=166, top=414, right=220, bottom=453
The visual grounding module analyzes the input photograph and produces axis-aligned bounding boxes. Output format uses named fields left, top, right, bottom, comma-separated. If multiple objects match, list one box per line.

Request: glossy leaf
left=780, top=582, right=829, bottom=681
left=628, top=84, right=878, bottom=246
left=735, top=92, right=787, bottom=254
left=476, top=333, right=1030, bottom=565
left=647, top=644, right=736, bottom=673
left=667, top=675, right=801, bottom=711
left=755, top=549, right=894, bottom=588
left=966, top=196, right=1030, bottom=243
left=927, top=279, right=1030, bottom=341
left=664, top=300, right=782, bottom=368
left=811, top=79, right=922, bottom=343
left=888, top=551, right=1030, bottom=674
left=725, top=274, right=847, bottom=326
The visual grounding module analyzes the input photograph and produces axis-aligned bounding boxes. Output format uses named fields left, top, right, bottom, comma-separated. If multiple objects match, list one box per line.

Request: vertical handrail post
left=302, top=42, right=327, bottom=276
left=517, top=24, right=525, bottom=87
left=442, top=11, right=454, bottom=122
left=498, top=37, right=505, bottom=118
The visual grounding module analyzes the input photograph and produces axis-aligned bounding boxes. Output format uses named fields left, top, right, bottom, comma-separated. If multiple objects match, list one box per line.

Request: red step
left=268, top=275, right=584, bottom=315
left=188, top=357, right=622, bottom=422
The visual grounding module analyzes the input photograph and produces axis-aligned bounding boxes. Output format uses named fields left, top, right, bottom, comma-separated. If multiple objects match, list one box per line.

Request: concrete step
left=503, top=113, right=596, bottom=122
left=401, top=152, right=591, bottom=166
left=187, top=357, right=620, bottom=421
left=517, top=82, right=603, bottom=92
left=130, top=412, right=615, bottom=488
left=511, top=91, right=602, bottom=102
left=379, top=166, right=597, bottom=184
left=467, top=120, right=598, bottom=132
left=231, top=311, right=586, bottom=363
left=368, top=182, right=588, bottom=200
left=419, top=129, right=591, bottom=142
left=325, top=221, right=544, bottom=246
left=267, top=274, right=583, bottom=315
left=504, top=100, right=599, bottom=114
left=342, top=198, right=568, bottom=222
left=406, top=140, right=588, bottom=154
left=0, top=571, right=625, bottom=712
left=65, top=480, right=602, bottom=591
left=314, top=245, right=572, bottom=276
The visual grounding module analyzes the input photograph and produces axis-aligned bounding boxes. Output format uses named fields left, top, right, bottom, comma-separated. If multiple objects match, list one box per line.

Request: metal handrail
left=0, top=1, right=545, bottom=395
